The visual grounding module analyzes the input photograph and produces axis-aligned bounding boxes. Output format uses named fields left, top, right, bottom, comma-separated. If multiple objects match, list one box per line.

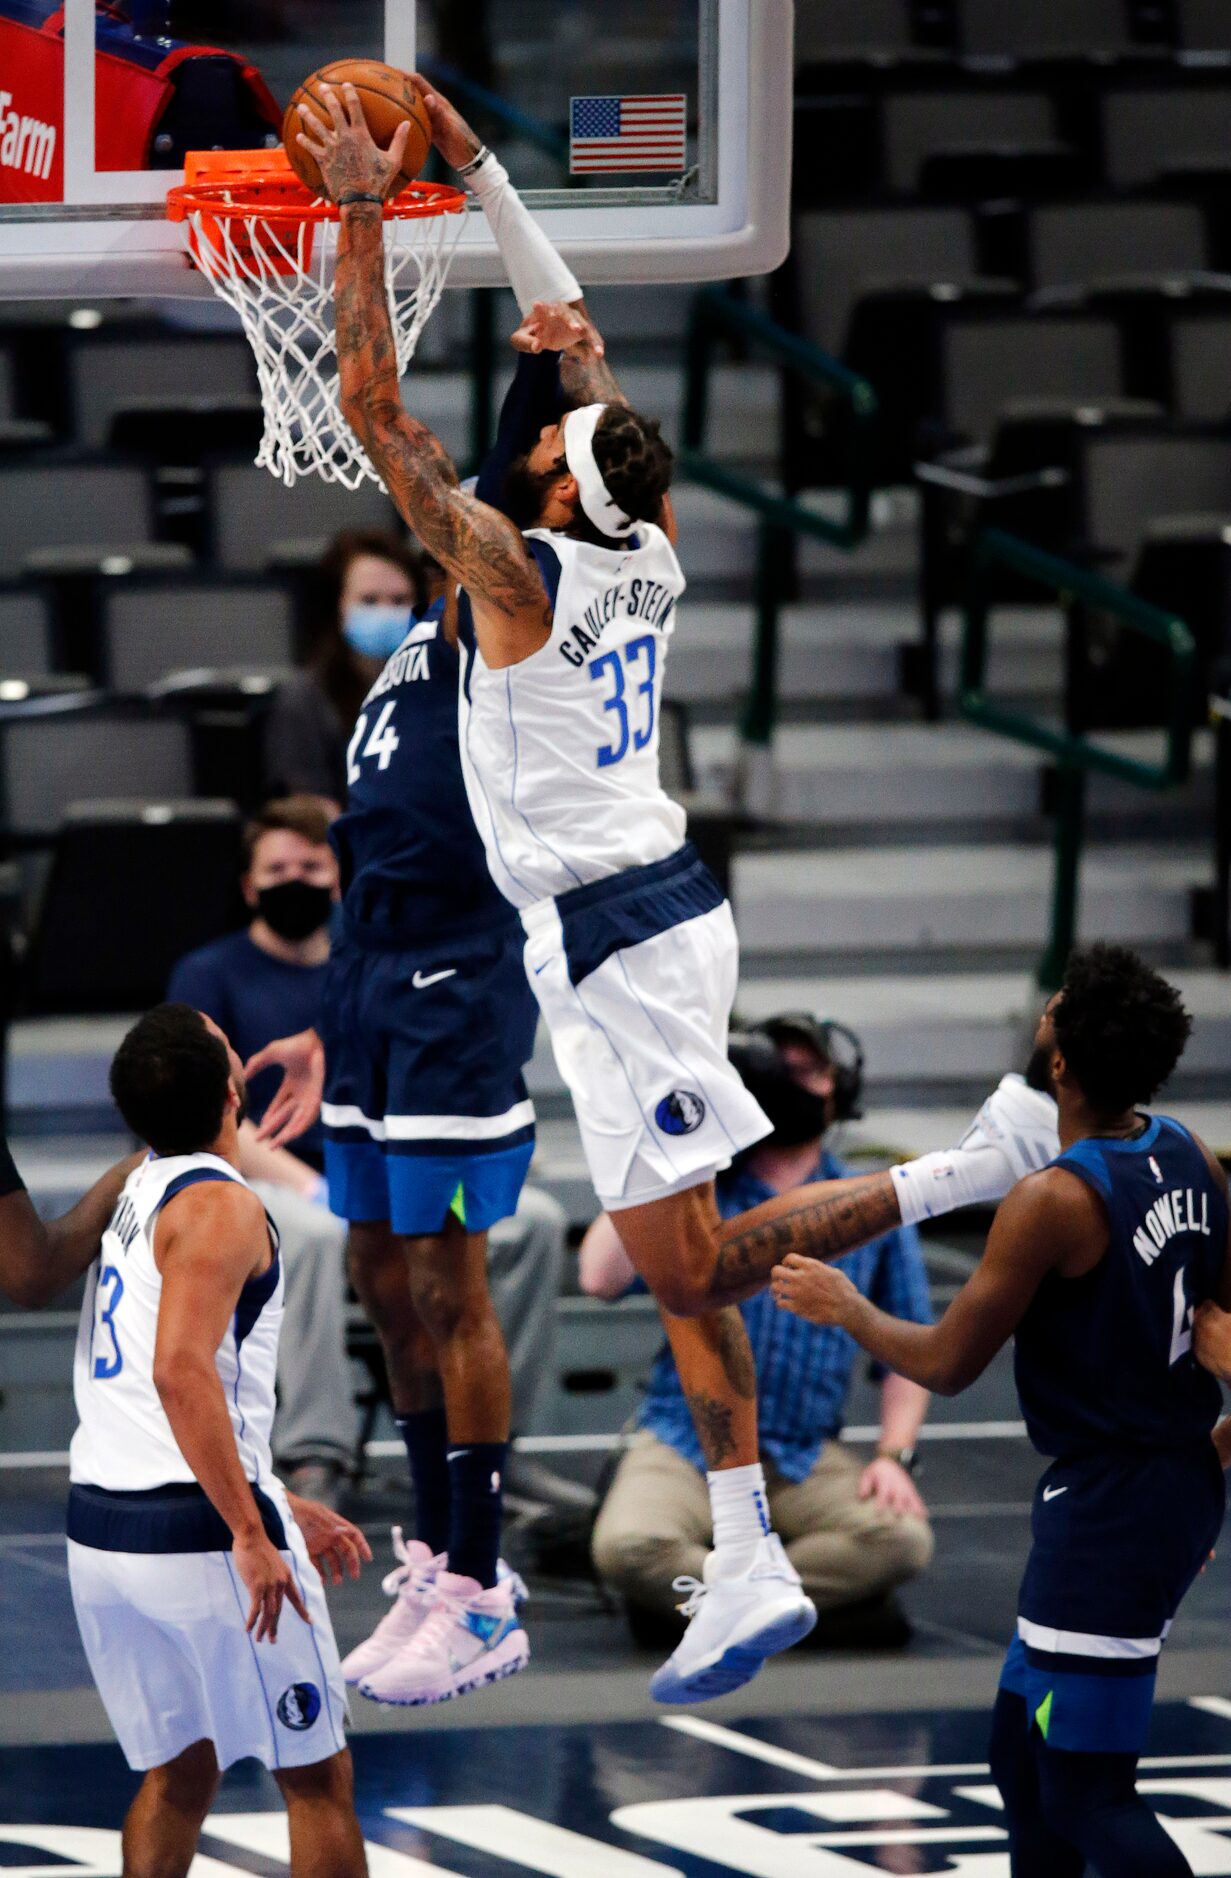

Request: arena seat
left=1180, top=0, right=1231, bottom=51
left=0, top=696, right=194, bottom=844
left=1170, top=314, right=1231, bottom=422
left=882, top=90, right=1057, bottom=194
left=1103, top=89, right=1231, bottom=190
left=1075, top=425, right=1231, bottom=575
left=100, top=581, right=295, bottom=692
left=23, top=801, right=244, bottom=1016
left=938, top=313, right=1124, bottom=449
left=791, top=207, right=982, bottom=358
left=0, top=591, right=53, bottom=677
left=204, top=460, right=399, bottom=574
left=796, top=0, right=917, bottom=60
left=65, top=324, right=257, bottom=450
left=0, top=460, right=157, bottom=582
left=1028, top=200, right=1210, bottom=292
left=960, top=0, right=1131, bottom=57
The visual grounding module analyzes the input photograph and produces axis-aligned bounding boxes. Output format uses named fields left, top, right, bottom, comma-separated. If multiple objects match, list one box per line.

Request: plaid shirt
left=637, top=1152, right=934, bottom=1481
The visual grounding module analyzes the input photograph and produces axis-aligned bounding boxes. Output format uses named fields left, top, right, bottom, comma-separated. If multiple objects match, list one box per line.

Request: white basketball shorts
left=67, top=1478, right=348, bottom=1773
left=520, top=843, right=770, bottom=1209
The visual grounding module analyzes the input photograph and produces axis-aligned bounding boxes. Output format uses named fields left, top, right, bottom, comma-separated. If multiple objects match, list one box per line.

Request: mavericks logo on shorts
left=656, top=1090, right=706, bottom=1136
left=277, top=1682, right=321, bottom=1731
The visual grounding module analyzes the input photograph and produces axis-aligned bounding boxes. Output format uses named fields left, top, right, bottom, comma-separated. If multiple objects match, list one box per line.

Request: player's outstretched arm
left=244, top=1028, right=326, bottom=1151
left=298, top=88, right=554, bottom=666
left=153, top=1180, right=310, bottom=1642
left=0, top=1145, right=140, bottom=1309
left=705, top=1073, right=1060, bottom=1308
left=771, top=1168, right=1096, bottom=1395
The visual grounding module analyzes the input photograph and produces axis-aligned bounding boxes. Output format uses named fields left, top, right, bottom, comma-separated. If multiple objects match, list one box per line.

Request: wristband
left=0, top=1135, right=25, bottom=1199
left=891, top=1143, right=1013, bottom=1226
left=457, top=144, right=491, bottom=180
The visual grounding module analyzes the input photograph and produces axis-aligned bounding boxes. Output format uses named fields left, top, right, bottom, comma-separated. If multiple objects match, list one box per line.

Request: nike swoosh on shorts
left=413, top=969, right=457, bottom=990
left=1042, top=1486, right=1068, bottom=1501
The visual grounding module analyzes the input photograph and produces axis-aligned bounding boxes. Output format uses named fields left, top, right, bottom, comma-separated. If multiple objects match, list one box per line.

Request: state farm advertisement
left=0, top=17, right=62, bottom=202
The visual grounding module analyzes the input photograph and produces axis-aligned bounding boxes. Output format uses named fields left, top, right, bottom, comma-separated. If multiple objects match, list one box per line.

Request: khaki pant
left=591, top=1430, right=935, bottom=1618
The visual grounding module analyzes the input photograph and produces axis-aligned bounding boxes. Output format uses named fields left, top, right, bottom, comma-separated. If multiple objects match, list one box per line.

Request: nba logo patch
left=656, top=1090, right=706, bottom=1136
left=277, top=1682, right=321, bottom=1731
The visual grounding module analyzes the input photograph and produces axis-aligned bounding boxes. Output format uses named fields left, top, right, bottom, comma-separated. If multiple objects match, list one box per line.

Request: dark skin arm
left=770, top=1168, right=1106, bottom=1396
left=707, top=1169, right=905, bottom=1306
left=1190, top=1137, right=1231, bottom=1372
left=300, top=87, right=555, bottom=669
left=152, top=1180, right=310, bottom=1642
left=0, top=1154, right=141, bottom=1309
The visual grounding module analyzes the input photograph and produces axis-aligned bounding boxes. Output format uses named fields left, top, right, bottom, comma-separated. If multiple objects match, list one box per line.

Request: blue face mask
left=342, top=605, right=413, bottom=660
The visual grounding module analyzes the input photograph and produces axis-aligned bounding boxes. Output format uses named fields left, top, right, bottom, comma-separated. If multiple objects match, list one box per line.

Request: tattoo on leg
left=710, top=1174, right=901, bottom=1305
left=716, top=1308, right=757, bottom=1400
left=685, top=1391, right=737, bottom=1468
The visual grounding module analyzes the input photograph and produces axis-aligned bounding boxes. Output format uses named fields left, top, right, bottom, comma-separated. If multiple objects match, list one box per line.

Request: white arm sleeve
left=466, top=151, right=583, bottom=314
left=890, top=1075, right=1060, bottom=1227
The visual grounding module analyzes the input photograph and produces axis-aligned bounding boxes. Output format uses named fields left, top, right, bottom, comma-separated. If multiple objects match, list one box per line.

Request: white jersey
left=458, top=521, right=688, bottom=907
left=70, top=1152, right=281, bottom=1493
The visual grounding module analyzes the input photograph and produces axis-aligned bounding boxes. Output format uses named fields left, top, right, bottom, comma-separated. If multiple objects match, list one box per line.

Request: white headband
left=563, top=403, right=635, bottom=539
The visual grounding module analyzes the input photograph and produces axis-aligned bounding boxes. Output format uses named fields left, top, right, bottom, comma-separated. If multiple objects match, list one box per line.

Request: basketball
left=283, top=59, right=433, bottom=197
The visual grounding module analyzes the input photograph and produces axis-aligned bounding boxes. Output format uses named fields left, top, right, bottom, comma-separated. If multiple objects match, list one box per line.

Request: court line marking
left=0, top=1421, right=1030, bottom=1470
left=662, top=1719, right=1231, bottom=1785
left=1190, top=1696, right=1231, bottom=1722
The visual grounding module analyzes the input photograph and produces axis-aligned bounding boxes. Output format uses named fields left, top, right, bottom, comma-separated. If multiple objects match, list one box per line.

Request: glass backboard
left=0, top=0, right=791, bottom=296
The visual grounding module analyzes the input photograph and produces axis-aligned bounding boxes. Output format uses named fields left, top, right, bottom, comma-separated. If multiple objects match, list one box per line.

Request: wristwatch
left=876, top=1445, right=919, bottom=1475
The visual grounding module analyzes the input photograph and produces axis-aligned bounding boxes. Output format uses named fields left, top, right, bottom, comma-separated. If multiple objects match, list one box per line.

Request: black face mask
left=256, top=881, right=333, bottom=943
left=728, top=1030, right=832, bottom=1148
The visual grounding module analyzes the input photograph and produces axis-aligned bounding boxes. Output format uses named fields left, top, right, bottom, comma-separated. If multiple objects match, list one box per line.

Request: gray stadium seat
left=883, top=92, right=1056, bottom=195
left=941, top=316, right=1123, bottom=446
left=1181, top=0, right=1231, bottom=51
left=0, top=350, right=14, bottom=424
left=24, top=801, right=244, bottom=1015
left=67, top=330, right=257, bottom=449
left=0, top=699, right=193, bottom=840
left=0, top=591, right=52, bottom=676
left=797, top=0, right=913, bottom=58
left=101, top=583, right=295, bottom=692
left=1078, top=430, right=1231, bottom=573
left=1104, top=91, right=1231, bottom=190
left=961, top=0, right=1128, bottom=56
left=793, top=208, right=979, bottom=357
left=205, top=462, right=398, bottom=574
left=1172, top=317, right=1231, bottom=422
left=0, top=462, right=155, bottom=582
left=1029, top=202, right=1209, bottom=292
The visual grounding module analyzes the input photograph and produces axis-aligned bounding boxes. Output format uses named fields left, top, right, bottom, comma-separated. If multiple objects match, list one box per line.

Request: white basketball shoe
left=340, top=1528, right=443, bottom=1686
left=358, top=1568, right=530, bottom=1706
left=649, top=1533, right=816, bottom=1705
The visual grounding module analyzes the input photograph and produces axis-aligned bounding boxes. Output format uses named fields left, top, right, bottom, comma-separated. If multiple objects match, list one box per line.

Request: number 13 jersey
left=458, top=523, right=688, bottom=908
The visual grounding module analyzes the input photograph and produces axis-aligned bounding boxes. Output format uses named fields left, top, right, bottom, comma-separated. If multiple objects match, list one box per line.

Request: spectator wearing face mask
left=167, top=795, right=359, bottom=1504
left=264, top=531, right=432, bottom=810
left=584, top=1014, right=936, bottom=1648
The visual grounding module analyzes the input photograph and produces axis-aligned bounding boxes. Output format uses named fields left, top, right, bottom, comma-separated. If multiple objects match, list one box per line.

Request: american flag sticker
left=570, top=94, right=688, bottom=175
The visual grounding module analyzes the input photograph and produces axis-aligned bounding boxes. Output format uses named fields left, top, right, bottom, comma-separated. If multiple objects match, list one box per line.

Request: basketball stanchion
left=167, top=150, right=466, bottom=490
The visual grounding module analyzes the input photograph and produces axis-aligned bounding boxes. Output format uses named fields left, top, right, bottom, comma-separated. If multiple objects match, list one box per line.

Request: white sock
left=707, top=1463, right=771, bottom=1570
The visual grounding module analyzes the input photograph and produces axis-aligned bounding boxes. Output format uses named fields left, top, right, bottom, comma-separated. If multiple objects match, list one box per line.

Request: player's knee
left=277, top=1746, right=356, bottom=1810
left=407, top=1257, right=466, bottom=1343
left=141, top=1738, right=221, bottom=1821
left=651, top=1271, right=711, bottom=1319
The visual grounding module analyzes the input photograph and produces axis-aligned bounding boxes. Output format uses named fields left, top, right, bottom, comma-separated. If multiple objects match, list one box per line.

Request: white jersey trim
left=322, top=1099, right=535, bottom=1142
left=1017, top=1616, right=1165, bottom=1659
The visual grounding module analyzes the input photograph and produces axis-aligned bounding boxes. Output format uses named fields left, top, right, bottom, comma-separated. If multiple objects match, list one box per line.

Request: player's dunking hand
left=233, top=1527, right=311, bottom=1643
left=406, top=72, right=484, bottom=171
left=244, top=1028, right=325, bottom=1150
left=770, top=1252, right=862, bottom=1330
left=287, top=1494, right=373, bottom=1587
left=511, top=299, right=605, bottom=359
left=296, top=82, right=411, bottom=205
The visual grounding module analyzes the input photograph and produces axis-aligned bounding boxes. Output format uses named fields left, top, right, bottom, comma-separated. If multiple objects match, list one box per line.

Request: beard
left=1024, top=1042, right=1055, bottom=1097
left=502, top=453, right=562, bottom=530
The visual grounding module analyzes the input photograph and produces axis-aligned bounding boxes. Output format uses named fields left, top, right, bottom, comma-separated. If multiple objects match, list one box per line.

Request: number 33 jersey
left=458, top=523, right=688, bottom=908
left=70, top=1154, right=282, bottom=1493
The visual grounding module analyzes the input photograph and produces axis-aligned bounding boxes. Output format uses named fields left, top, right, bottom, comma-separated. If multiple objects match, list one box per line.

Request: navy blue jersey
left=1015, top=1115, right=1227, bottom=1457
left=331, top=349, right=565, bottom=950
left=330, top=606, right=514, bottom=947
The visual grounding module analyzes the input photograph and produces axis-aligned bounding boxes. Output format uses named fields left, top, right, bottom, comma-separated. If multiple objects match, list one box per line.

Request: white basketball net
left=180, top=203, right=465, bottom=490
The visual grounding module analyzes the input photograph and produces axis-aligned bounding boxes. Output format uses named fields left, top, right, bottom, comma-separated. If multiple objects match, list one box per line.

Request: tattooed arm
left=299, top=85, right=554, bottom=669
left=771, top=1170, right=1103, bottom=1395
left=708, top=1170, right=905, bottom=1308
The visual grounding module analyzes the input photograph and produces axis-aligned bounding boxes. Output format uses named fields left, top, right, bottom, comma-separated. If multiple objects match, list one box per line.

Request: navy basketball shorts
left=320, top=918, right=538, bottom=1237
left=1000, top=1441, right=1225, bottom=1753
left=520, top=843, right=770, bottom=1210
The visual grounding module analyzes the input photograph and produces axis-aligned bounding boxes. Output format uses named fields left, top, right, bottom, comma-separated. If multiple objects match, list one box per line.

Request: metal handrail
left=961, top=528, right=1197, bottom=989
left=679, top=289, right=878, bottom=748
